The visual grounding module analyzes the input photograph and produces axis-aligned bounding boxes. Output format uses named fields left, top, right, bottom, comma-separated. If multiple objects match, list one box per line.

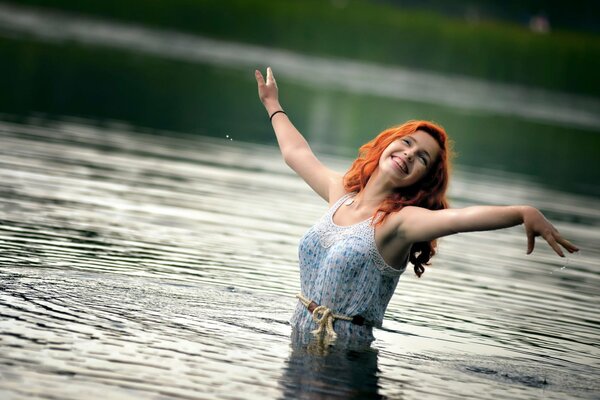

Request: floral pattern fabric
left=291, top=193, right=407, bottom=341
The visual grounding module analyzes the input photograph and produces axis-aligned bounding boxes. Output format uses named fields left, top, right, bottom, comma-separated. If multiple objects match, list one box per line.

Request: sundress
left=290, top=192, right=408, bottom=342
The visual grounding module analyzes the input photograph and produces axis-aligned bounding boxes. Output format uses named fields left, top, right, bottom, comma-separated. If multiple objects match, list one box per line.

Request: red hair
left=343, top=120, right=452, bottom=277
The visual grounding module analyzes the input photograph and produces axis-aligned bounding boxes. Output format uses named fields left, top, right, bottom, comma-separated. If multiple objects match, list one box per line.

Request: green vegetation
left=12, top=0, right=600, bottom=97
left=2, top=33, right=599, bottom=195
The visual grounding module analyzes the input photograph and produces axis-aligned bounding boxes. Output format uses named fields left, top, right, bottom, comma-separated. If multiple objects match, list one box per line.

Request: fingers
left=255, top=69, right=265, bottom=85
left=543, top=232, right=564, bottom=257
left=526, top=231, right=535, bottom=255
left=266, top=66, right=277, bottom=87
left=557, top=235, right=579, bottom=253
left=527, top=229, right=580, bottom=258
left=543, top=229, right=580, bottom=257
left=255, top=67, right=276, bottom=87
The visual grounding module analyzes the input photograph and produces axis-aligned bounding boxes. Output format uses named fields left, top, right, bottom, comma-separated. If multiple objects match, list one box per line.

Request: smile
left=392, top=156, right=408, bottom=174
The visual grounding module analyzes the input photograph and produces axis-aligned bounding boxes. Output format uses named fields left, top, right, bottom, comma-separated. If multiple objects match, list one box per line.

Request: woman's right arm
left=255, top=67, right=341, bottom=202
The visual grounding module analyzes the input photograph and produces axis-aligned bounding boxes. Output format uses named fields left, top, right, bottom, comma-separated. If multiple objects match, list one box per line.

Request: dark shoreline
left=7, top=0, right=600, bottom=97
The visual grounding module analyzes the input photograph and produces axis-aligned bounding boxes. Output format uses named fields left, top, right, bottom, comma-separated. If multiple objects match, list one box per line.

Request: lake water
left=0, top=117, right=598, bottom=399
left=0, top=3, right=599, bottom=399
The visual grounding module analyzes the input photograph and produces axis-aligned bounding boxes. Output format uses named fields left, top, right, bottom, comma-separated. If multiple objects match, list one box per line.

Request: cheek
left=414, top=164, right=429, bottom=177
left=411, top=166, right=431, bottom=183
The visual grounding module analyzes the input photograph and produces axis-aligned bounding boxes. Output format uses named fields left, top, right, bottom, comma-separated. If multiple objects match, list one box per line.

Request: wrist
left=269, top=110, right=287, bottom=122
left=264, top=100, right=282, bottom=115
left=518, top=205, right=535, bottom=223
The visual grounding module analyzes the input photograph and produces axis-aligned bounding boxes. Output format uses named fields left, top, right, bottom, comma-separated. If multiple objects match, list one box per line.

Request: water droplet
left=553, top=252, right=580, bottom=273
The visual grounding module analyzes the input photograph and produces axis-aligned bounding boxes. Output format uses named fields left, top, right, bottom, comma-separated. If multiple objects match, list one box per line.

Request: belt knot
left=296, top=293, right=353, bottom=341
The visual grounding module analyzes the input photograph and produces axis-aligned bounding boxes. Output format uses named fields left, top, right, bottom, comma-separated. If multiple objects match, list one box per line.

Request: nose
left=403, top=149, right=415, bottom=161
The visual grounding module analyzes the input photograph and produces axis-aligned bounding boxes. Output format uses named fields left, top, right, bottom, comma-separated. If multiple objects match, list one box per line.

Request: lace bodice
left=314, top=197, right=406, bottom=277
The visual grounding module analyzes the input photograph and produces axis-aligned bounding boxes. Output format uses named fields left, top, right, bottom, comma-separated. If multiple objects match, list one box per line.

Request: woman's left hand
left=522, top=206, right=579, bottom=257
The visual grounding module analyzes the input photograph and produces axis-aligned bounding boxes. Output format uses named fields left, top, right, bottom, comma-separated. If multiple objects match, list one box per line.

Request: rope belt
left=296, top=293, right=368, bottom=341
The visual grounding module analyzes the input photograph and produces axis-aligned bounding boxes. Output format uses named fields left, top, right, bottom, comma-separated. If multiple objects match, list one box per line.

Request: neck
left=351, top=168, right=396, bottom=210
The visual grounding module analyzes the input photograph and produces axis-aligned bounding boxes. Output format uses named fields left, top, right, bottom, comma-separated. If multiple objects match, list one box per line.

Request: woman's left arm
left=397, top=205, right=579, bottom=256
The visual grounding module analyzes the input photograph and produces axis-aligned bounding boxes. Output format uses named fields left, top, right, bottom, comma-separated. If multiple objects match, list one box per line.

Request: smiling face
left=378, top=129, right=442, bottom=189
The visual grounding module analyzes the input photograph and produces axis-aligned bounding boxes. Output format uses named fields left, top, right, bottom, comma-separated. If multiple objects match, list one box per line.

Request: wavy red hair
left=343, top=120, right=452, bottom=277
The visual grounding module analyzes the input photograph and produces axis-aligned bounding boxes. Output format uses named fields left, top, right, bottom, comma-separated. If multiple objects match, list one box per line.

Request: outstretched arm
left=397, top=205, right=579, bottom=257
left=255, top=67, right=341, bottom=202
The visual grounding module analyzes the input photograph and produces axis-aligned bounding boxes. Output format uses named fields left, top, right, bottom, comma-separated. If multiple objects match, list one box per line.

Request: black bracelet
left=269, top=110, right=287, bottom=122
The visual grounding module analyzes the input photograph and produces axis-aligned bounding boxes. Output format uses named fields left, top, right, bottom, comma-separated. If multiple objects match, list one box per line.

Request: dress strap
left=327, top=192, right=356, bottom=216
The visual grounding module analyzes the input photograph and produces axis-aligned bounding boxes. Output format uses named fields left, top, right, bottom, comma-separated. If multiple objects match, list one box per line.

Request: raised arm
left=255, top=67, right=341, bottom=202
left=397, top=205, right=579, bottom=257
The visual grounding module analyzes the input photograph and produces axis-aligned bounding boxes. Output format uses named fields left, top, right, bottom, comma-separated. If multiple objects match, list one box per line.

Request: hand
left=522, top=206, right=579, bottom=257
left=255, top=67, right=280, bottom=111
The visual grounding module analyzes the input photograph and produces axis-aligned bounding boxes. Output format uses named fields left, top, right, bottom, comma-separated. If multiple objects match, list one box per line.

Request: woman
left=255, top=67, right=578, bottom=343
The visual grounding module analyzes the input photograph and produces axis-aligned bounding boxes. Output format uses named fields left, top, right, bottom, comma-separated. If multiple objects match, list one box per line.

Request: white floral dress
left=290, top=193, right=407, bottom=341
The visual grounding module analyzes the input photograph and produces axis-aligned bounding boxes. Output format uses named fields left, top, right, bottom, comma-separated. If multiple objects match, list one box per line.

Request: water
left=1, top=118, right=598, bottom=399
left=1, top=3, right=600, bottom=195
left=1, top=3, right=599, bottom=398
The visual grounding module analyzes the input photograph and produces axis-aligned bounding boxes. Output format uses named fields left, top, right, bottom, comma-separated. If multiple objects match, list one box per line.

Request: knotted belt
left=296, top=293, right=368, bottom=341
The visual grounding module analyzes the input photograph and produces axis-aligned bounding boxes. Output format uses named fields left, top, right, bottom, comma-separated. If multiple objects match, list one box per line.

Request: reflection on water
left=281, top=330, right=383, bottom=400
left=0, top=117, right=598, bottom=399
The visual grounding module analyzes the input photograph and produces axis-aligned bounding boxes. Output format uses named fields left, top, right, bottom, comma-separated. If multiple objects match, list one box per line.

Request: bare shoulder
left=398, top=205, right=427, bottom=214
left=389, top=206, right=431, bottom=224
left=386, top=206, right=438, bottom=240
left=390, top=206, right=460, bottom=243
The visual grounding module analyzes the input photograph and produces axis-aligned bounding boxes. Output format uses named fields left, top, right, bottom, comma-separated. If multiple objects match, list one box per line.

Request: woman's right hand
left=255, top=67, right=280, bottom=111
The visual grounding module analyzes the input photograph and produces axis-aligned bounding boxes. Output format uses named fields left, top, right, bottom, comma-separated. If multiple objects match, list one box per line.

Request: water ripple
left=0, top=117, right=598, bottom=399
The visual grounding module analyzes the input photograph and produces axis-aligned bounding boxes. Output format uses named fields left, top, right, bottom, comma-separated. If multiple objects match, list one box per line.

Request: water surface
left=0, top=118, right=598, bottom=399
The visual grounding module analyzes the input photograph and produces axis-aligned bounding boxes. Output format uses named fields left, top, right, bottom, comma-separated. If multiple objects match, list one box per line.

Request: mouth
left=392, top=156, right=408, bottom=174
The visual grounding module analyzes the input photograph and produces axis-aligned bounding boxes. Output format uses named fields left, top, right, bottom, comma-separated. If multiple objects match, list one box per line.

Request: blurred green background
left=1, top=0, right=599, bottom=194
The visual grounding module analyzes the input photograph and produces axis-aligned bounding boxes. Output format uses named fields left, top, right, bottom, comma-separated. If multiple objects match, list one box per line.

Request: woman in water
left=255, top=67, right=578, bottom=343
